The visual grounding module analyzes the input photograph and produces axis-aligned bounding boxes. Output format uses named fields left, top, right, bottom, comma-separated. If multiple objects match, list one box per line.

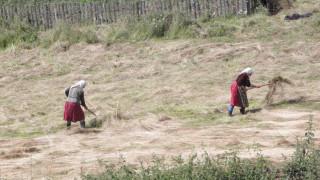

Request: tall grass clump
left=41, top=23, right=99, bottom=50
left=105, top=11, right=199, bottom=44
left=0, top=19, right=39, bottom=50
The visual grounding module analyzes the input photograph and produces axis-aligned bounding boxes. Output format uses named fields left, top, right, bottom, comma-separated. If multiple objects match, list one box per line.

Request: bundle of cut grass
left=264, top=76, right=293, bottom=105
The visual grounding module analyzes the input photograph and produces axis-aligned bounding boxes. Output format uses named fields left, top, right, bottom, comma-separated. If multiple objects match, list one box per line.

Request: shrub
left=283, top=116, right=320, bottom=179
left=84, top=116, right=320, bottom=179
left=0, top=19, right=39, bottom=50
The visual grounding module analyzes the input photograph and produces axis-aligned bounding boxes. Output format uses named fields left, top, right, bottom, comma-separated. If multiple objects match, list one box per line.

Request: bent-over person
left=228, top=68, right=261, bottom=116
left=64, top=80, right=88, bottom=129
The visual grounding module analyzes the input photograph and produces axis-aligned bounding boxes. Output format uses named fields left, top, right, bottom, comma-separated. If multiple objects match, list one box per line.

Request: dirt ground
left=1, top=108, right=320, bottom=179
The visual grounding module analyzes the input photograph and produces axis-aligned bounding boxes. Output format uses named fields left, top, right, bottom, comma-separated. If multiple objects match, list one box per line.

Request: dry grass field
left=0, top=0, right=320, bottom=179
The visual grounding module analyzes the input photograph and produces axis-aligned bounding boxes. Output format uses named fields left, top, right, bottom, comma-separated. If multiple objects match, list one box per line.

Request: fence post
left=136, top=0, right=139, bottom=19
left=102, top=1, right=107, bottom=23
left=246, top=0, right=250, bottom=15
left=168, top=0, right=172, bottom=11
left=108, top=1, right=112, bottom=23
left=196, top=0, right=200, bottom=17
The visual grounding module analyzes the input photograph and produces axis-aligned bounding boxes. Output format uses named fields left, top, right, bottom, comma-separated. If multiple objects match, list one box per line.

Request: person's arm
left=65, top=87, right=70, bottom=97
left=250, top=84, right=261, bottom=88
left=79, top=91, right=88, bottom=110
left=240, top=85, right=247, bottom=92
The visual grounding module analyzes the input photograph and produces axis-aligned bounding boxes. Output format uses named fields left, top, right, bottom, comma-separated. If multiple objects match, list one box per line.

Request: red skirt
left=230, top=82, right=242, bottom=107
left=63, top=102, right=85, bottom=122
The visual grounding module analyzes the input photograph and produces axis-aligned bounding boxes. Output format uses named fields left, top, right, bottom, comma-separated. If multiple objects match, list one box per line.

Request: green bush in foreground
left=41, top=23, right=99, bottom=50
left=84, top=116, right=320, bottom=180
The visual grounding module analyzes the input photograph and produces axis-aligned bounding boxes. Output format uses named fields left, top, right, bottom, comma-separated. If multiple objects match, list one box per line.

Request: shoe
left=80, top=121, right=85, bottom=128
left=67, top=121, right=71, bottom=130
left=228, top=111, right=233, bottom=117
left=240, top=108, right=245, bottom=115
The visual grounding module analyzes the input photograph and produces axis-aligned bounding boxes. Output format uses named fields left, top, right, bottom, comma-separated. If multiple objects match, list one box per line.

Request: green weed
left=83, top=117, right=320, bottom=179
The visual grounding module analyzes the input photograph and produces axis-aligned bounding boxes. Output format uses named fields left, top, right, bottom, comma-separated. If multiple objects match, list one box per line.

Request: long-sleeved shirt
left=65, top=87, right=86, bottom=107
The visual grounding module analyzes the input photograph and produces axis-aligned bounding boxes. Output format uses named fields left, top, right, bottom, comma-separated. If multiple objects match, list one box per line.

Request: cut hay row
left=265, top=76, right=293, bottom=105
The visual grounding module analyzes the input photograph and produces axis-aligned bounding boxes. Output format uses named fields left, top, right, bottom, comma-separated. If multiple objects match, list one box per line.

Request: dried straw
left=264, top=76, right=293, bottom=104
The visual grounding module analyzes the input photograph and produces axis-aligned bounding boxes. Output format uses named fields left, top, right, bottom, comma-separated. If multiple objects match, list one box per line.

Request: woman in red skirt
left=229, top=68, right=261, bottom=116
left=64, top=80, right=89, bottom=129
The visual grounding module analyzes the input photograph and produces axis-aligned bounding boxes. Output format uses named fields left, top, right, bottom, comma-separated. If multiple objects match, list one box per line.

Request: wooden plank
left=0, top=6, right=3, bottom=20
left=88, top=2, right=93, bottom=23
left=231, top=0, right=234, bottom=14
left=7, top=5, right=10, bottom=20
left=226, top=0, right=230, bottom=15
left=77, top=3, right=82, bottom=24
left=102, top=1, right=107, bottom=23
left=224, top=0, right=227, bottom=16
left=136, top=1, right=139, bottom=19
left=93, top=2, right=97, bottom=24
left=125, top=1, right=129, bottom=16
left=189, top=0, right=192, bottom=14
left=52, top=4, right=57, bottom=25
left=33, top=5, right=38, bottom=26
left=49, top=4, right=53, bottom=28
left=61, top=3, right=65, bottom=22
left=56, top=3, right=60, bottom=21
left=7, top=6, right=12, bottom=21
left=70, top=3, right=74, bottom=24
left=3, top=6, right=7, bottom=20
left=168, top=0, right=172, bottom=10
left=140, top=0, right=143, bottom=16
left=25, top=5, right=30, bottom=24
left=192, top=0, right=196, bottom=18
left=66, top=3, right=70, bottom=23
left=199, top=0, right=203, bottom=16
left=131, top=0, right=135, bottom=17
left=13, top=5, right=17, bottom=20
left=176, top=0, right=180, bottom=12
left=246, top=0, right=250, bottom=15
left=240, top=0, right=244, bottom=15
left=219, top=0, right=222, bottom=17
left=196, top=0, right=200, bottom=17
left=206, top=0, right=210, bottom=18
left=113, top=1, right=117, bottom=22
left=44, top=4, right=49, bottom=29
left=99, top=2, right=103, bottom=24
left=8, top=5, right=12, bottom=21
left=108, top=2, right=112, bottom=23
left=117, top=1, right=121, bottom=20
left=79, top=3, right=84, bottom=24
left=181, top=0, right=185, bottom=14
left=37, top=4, right=42, bottom=27
left=236, top=0, right=239, bottom=15
left=116, top=1, right=119, bottom=20
left=84, top=2, right=88, bottom=22
left=38, top=4, right=44, bottom=29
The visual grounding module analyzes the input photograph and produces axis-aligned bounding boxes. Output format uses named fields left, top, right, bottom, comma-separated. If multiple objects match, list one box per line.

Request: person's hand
left=256, top=85, right=261, bottom=88
left=84, top=106, right=89, bottom=110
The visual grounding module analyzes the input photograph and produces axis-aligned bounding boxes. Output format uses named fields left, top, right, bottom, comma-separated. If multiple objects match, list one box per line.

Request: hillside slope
left=0, top=0, right=320, bottom=179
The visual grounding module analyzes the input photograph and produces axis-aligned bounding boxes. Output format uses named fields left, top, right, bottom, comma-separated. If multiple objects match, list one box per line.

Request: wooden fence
left=0, top=0, right=258, bottom=29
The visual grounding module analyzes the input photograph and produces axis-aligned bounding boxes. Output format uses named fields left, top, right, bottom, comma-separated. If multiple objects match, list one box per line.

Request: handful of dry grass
left=265, top=76, right=293, bottom=104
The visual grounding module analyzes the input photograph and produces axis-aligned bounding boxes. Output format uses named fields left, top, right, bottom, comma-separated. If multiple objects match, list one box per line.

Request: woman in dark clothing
left=229, top=68, right=261, bottom=116
left=64, top=80, right=89, bottom=129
